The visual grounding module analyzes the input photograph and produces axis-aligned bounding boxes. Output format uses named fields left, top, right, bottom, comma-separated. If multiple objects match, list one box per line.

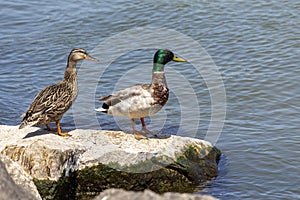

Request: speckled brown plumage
left=19, top=48, right=97, bottom=136
left=21, top=80, right=76, bottom=126
left=151, top=83, right=169, bottom=106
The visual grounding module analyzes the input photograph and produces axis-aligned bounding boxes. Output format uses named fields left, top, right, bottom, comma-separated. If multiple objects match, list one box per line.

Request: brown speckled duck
left=95, top=49, right=187, bottom=140
left=19, top=48, right=98, bottom=136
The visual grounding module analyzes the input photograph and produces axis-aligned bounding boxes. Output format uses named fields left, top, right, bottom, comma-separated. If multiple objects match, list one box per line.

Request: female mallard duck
left=19, top=48, right=98, bottom=136
left=96, top=49, right=187, bottom=140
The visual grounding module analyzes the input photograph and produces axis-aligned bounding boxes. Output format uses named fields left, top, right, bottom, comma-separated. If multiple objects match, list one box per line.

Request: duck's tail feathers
left=19, top=120, right=38, bottom=129
left=19, top=122, right=26, bottom=129
left=95, top=103, right=109, bottom=113
left=95, top=108, right=107, bottom=113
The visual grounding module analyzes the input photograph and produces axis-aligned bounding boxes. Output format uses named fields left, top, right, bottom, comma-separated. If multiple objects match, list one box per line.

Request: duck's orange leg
left=131, top=118, right=147, bottom=140
left=56, top=121, right=70, bottom=137
left=140, top=118, right=157, bottom=137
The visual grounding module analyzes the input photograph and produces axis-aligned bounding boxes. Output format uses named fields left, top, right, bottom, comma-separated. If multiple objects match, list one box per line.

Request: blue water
left=1, top=1, right=300, bottom=199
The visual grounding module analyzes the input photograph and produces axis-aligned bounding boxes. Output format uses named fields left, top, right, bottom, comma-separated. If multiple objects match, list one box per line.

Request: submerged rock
left=94, top=188, right=218, bottom=200
left=0, top=125, right=221, bottom=199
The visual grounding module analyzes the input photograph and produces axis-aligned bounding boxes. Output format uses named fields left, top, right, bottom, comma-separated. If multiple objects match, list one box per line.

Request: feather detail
left=19, top=119, right=39, bottom=129
left=20, top=80, right=75, bottom=128
left=19, top=48, right=97, bottom=132
left=95, top=49, right=186, bottom=140
left=95, top=107, right=107, bottom=113
left=96, top=84, right=166, bottom=118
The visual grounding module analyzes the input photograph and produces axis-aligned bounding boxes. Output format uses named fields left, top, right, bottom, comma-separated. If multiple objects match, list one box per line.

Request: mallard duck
left=95, top=49, right=187, bottom=140
left=19, top=48, right=98, bottom=136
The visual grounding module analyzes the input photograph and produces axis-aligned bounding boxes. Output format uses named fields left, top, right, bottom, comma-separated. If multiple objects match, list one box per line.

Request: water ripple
left=1, top=0, right=300, bottom=199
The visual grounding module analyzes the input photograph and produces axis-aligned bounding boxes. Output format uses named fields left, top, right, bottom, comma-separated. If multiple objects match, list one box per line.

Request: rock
left=0, top=155, right=42, bottom=200
left=0, top=125, right=221, bottom=199
left=94, top=188, right=218, bottom=200
left=0, top=157, right=38, bottom=200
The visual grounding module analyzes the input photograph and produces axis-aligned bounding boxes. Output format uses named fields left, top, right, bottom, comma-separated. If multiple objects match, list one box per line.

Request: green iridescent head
left=153, top=49, right=187, bottom=72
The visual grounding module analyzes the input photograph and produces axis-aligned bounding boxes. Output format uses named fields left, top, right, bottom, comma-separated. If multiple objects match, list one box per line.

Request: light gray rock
left=0, top=125, right=85, bottom=180
left=0, top=125, right=221, bottom=199
left=0, top=158, right=37, bottom=200
left=94, top=188, right=218, bottom=200
left=0, top=155, right=42, bottom=200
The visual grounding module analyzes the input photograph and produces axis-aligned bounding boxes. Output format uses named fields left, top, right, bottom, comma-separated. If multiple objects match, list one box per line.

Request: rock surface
left=0, top=155, right=42, bottom=200
left=0, top=125, right=221, bottom=199
left=94, top=188, right=218, bottom=200
left=0, top=158, right=38, bottom=200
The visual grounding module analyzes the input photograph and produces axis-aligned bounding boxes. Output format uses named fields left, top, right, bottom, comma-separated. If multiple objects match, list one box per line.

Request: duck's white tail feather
left=19, top=120, right=39, bottom=129
left=95, top=107, right=107, bottom=112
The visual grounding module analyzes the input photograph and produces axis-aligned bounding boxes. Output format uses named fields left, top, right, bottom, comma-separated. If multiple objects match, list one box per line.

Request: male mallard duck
left=19, top=48, right=98, bottom=136
left=95, top=49, right=187, bottom=140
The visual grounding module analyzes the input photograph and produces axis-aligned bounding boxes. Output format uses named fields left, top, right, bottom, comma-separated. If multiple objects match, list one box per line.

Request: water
left=0, top=0, right=299, bottom=199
